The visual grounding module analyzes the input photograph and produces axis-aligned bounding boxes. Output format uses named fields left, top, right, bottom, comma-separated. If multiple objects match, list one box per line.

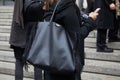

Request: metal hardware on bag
left=55, top=23, right=61, bottom=27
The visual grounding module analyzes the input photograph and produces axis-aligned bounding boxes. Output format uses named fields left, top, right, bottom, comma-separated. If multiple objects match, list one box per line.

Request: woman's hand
left=109, top=3, right=116, bottom=10
left=89, top=8, right=100, bottom=20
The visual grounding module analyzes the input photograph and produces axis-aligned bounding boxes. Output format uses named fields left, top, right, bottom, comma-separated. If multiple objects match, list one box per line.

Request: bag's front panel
left=50, top=22, right=75, bottom=72
left=27, top=22, right=75, bottom=74
left=28, top=22, right=51, bottom=66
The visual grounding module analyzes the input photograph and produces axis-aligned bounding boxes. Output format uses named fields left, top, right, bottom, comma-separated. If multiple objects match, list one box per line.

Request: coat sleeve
left=24, top=0, right=44, bottom=21
left=79, top=17, right=96, bottom=38
left=24, top=0, right=44, bottom=13
left=44, top=3, right=96, bottom=39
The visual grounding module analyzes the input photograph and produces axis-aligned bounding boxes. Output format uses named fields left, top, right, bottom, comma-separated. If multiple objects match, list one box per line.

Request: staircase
left=0, top=5, right=120, bottom=80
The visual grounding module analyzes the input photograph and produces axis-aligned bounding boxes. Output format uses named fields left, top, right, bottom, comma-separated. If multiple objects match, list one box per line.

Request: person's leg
left=34, top=67, right=42, bottom=80
left=14, top=47, right=43, bottom=80
left=108, top=17, right=120, bottom=42
left=15, top=59, right=24, bottom=80
left=97, top=29, right=113, bottom=52
left=14, top=47, right=25, bottom=80
left=97, top=29, right=107, bottom=47
left=86, top=0, right=94, bottom=13
left=78, top=0, right=84, bottom=10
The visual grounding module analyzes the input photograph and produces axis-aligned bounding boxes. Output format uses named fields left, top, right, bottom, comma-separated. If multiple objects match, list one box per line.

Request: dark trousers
left=14, top=47, right=42, bottom=80
left=44, top=71, right=80, bottom=80
left=109, top=17, right=120, bottom=39
left=97, top=29, right=107, bottom=48
left=78, top=0, right=84, bottom=10
left=86, top=0, right=94, bottom=13
left=44, top=71, right=81, bottom=80
left=44, top=66, right=83, bottom=80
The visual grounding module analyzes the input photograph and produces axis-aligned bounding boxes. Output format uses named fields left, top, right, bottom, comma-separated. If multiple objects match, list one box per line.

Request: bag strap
left=49, top=0, right=61, bottom=23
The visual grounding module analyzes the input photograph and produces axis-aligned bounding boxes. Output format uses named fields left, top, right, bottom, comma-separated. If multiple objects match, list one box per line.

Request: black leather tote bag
left=23, top=0, right=75, bottom=74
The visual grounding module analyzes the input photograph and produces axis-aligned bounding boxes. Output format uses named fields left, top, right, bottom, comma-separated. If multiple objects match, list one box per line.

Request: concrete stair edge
left=0, top=74, right=33, bottom=80
left=83, top=59, right=120, bottom=76
left=81, top=72, right=120, bottom=80
left=85, top=42, right=120, bottom=50
left=0, top=46, right=120, bottom=62
left=0, top=58, right=120, bottom=77
left=1, top=72, right=120, bottom=80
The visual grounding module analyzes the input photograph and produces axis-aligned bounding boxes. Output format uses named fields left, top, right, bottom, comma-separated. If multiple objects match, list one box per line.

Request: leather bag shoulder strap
left=49, top=0, right=61, bottom=23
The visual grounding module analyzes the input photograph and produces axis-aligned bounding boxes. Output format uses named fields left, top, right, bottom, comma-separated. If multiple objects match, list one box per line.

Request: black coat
left=23, top=0, right=45, bottom=56
left=44, top=0, right=96, bottom=80
left=45, top=0, right=96, bottom=67
left=94, top=0, right=114, bottom=29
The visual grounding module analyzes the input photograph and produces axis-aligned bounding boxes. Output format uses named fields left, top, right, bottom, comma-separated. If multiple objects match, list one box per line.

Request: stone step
left=0, top=19, right=12, bottom=23
left=0, top=74, right=33, bottom=80
left=0, top=72, right=120, bottom=80
left=0, top=48, right=120, bottom=63
left=85, top=37, right=96, bottom=43
left=0, top=61, right=34, bottom=78
left=0, top=6, right=13, bottom=13
left=0, top=37, right=120, bottom=51
left=85, top=37, right=120, bottom=50
left=85, top=37, right=120, bottom=49
left=0, top=39, right=120, bottom=61
left=0, top=30, right=96, bottom=41
left=0, top=48, right=119, bottom=76
left=87, top=30, right=97, bottom=38
left=85, top=48, right=120, bottom=62
left=0, top=9, right=13, bottom=13
left=81, top=72, right=120, bottom=80
left=0, top=21, right=11, bottom=26
left=0, top=59, right=120, bottom=78
left=0, top=30, right=97, bottom=42
left=0, top=1, right=14, bottom=6
left=0, top=13, right=13, bottom=19
left=0, top=33, right=10, bottom=41
left=0, top=6, right=13, bottom=9
left=0, top=4, right=120, bottom=80
left=0, top=35, right=96, bottom=42
left=85, top=37, right=113, bottom=43
left=0, top=29, right=96, bottom=39
left=0, top=41, right=12, bottom=51
left=84, top=59, right=120, bottom=76
left=0, top=50, right=14, bottom=62
left=0, top=15, right=13, bottom=20
left=85, top=41, right=120, bottom=50
left=1, top=71, right=120, bottom=80
left=0, top=26, right=11, bottom=33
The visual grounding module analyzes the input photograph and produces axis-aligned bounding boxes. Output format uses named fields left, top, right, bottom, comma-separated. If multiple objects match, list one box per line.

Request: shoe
left=97, top=46, right=114, bottom=53
left=108, top=37, right=120, bottom=42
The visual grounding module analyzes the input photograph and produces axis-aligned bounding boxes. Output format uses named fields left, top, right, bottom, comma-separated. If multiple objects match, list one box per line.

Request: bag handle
left=49, top=0, right=61, bottom=23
